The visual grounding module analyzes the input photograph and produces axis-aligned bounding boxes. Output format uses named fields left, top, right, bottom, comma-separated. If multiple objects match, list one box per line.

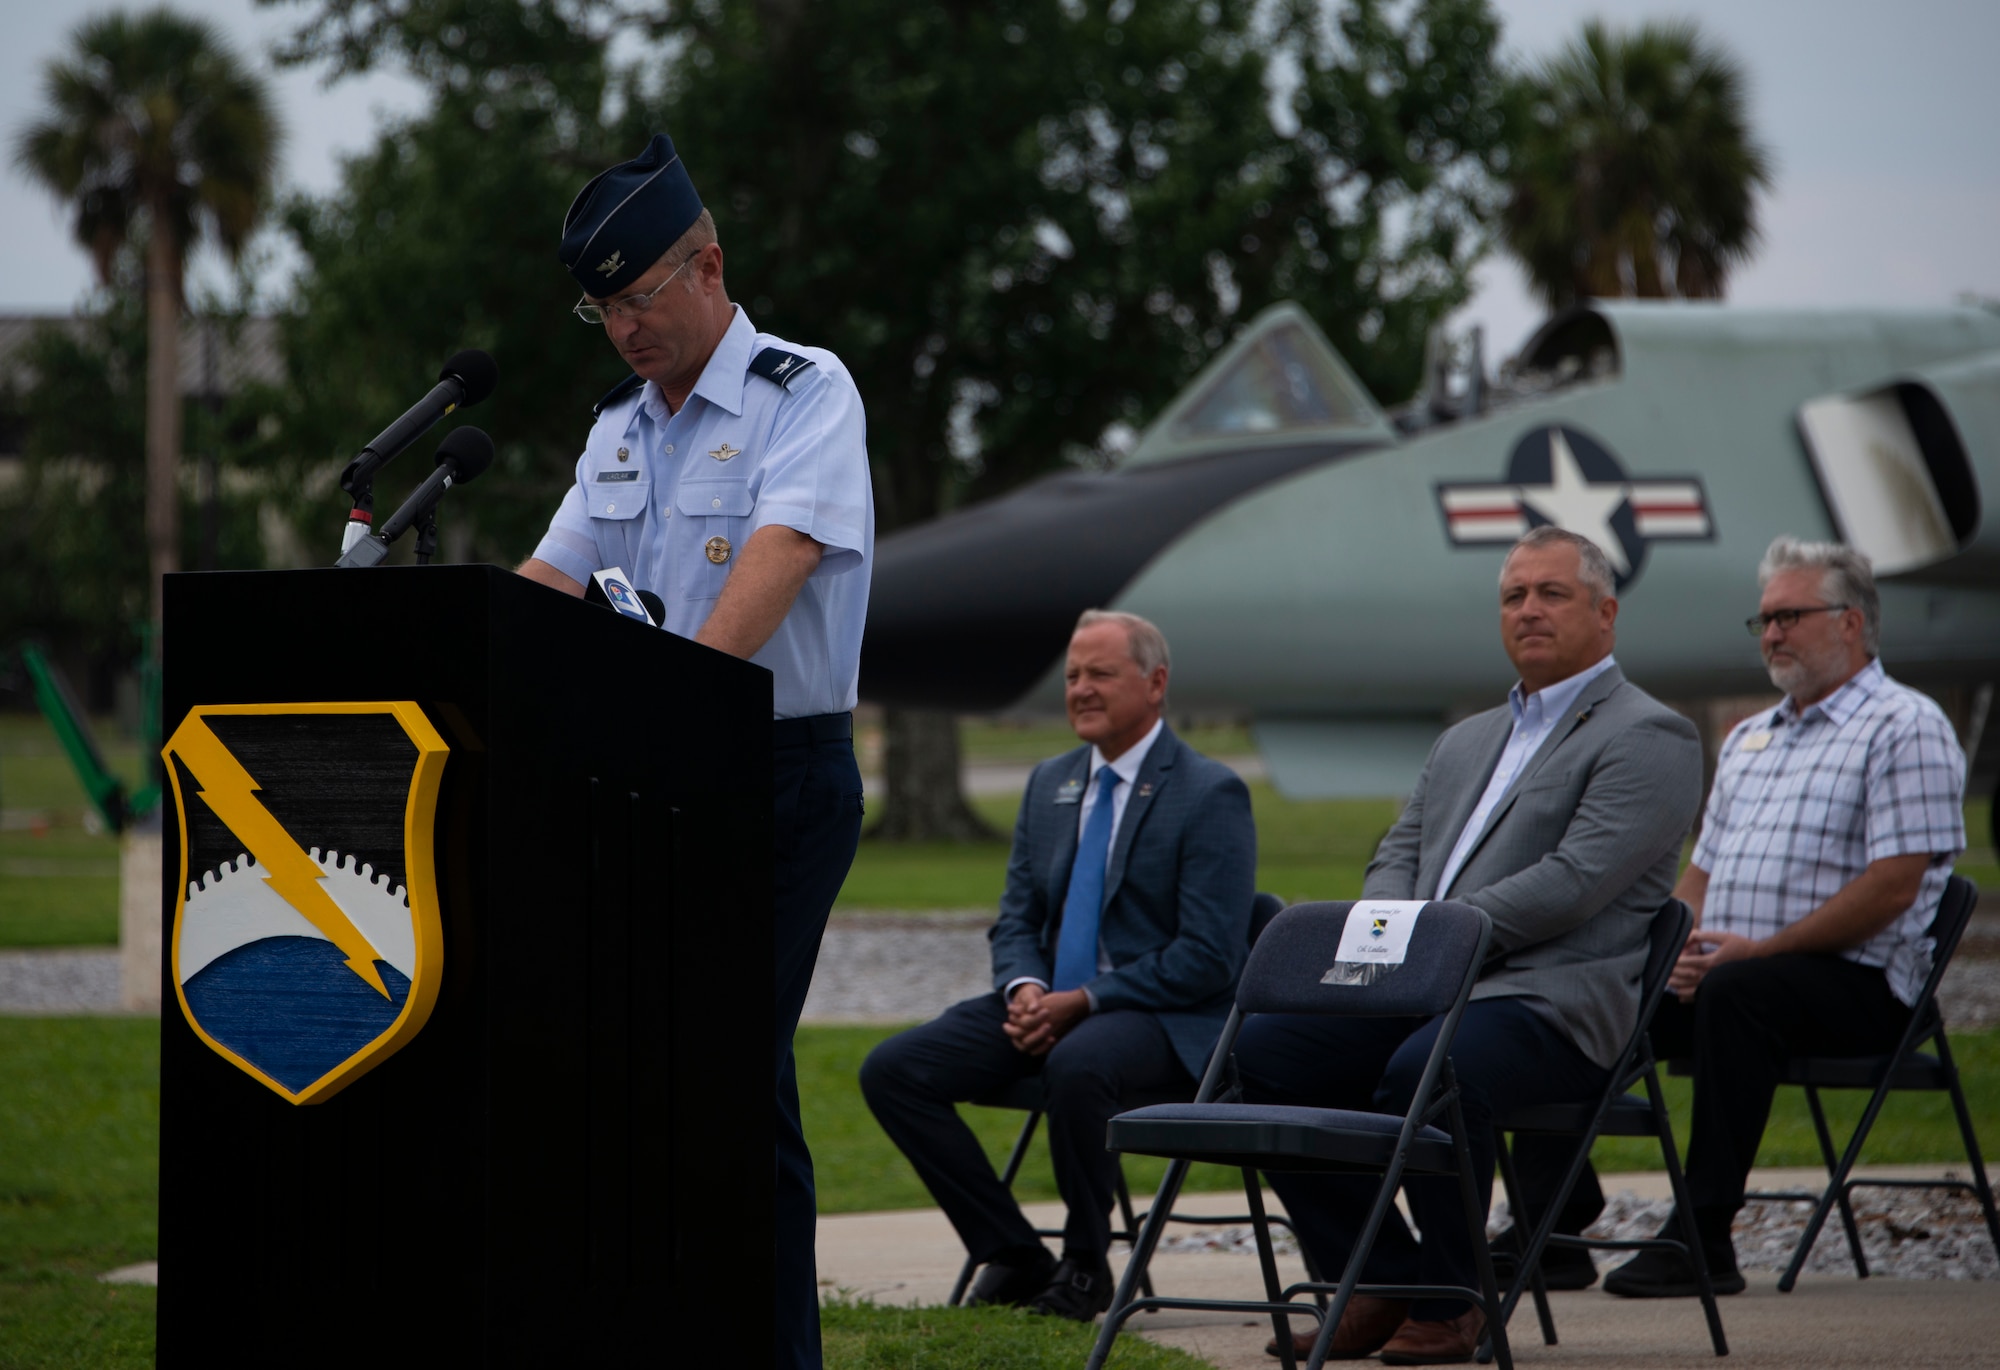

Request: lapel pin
left=1137, top=782, right=1153, bottom=797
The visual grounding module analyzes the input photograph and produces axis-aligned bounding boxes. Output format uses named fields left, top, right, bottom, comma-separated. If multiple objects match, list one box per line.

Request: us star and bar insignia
left=162, top=703, right=449, bottom=1105
left=1435, top=425, right=1713, bottom=590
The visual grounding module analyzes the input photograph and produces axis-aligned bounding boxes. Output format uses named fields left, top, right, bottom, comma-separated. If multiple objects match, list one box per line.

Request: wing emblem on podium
left=161, top=702, right=449, bottom=1105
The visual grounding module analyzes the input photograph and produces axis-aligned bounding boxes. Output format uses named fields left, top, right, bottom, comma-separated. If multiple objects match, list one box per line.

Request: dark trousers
left=1512, top=955, right=1912, bottom=1240
left=860, top=993, right=1195, bottom=1262
left=1236, top=998, right=1607, bottom=1320
left=1658, top=954, right=1912, bottom=1217
left=773, top=729, right=864, bottom=1370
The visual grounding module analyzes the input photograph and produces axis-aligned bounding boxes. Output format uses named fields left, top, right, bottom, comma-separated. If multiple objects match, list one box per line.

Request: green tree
left=637, top=0, right=1511, bottom=836
left=262, top=0, right=1512, bottom=837
left=266, top=0, right=626, bottom=564
left=0, top=274, right=275, bottom=688
left=1503, top=18, right=1773, bottom=308
left=14, top=7, right=283, bottom=633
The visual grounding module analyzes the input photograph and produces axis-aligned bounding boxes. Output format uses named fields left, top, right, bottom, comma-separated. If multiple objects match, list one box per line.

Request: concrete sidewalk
left=817, top=1168, right=1998, bottom=1369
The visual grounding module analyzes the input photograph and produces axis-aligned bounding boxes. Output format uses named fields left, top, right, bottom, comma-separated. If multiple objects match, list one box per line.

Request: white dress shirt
left=1008, top=718, right=1165, bottom=1002
left=1435, top=656, right=1618, bottom=899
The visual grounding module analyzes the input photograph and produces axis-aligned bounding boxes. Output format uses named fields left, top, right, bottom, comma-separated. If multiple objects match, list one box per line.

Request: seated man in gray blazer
left=862, top=609, right=1256, bottom=1321
left=1237, top=526, right=1702, bottom=1365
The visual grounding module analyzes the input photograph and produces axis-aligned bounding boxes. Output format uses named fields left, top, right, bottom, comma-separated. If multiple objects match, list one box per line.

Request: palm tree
left=15, top=8, right=281, bottom=633
left=1503, top=19, right=1773, bottom=310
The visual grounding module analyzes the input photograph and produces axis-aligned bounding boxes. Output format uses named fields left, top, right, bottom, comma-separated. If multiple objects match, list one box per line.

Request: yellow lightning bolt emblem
left=165, top=714, right=392, bottom=998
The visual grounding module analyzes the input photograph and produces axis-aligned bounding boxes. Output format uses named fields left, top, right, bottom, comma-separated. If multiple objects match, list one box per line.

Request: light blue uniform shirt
left=1436, top=654, right=1620, bottom=898
left=532, top=307, right=874, bottom=718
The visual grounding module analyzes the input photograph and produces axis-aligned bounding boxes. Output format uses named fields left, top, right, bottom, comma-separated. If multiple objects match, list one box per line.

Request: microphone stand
left=340, top=478, right=376, bottom=556
left=413, top=508, right=439, bottom=566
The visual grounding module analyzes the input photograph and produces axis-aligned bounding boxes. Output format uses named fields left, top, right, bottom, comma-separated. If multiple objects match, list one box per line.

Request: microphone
left=335, top=427, right=495, bottom=568
left=338, top=349, right=499, bottom=553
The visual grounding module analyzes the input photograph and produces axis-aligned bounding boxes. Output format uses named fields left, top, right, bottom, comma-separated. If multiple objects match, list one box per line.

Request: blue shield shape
left=162, top=702, right=449, bottom=1104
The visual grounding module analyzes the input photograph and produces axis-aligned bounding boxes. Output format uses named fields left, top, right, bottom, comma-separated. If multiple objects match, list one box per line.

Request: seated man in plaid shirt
left=1603, top=536, right=1967, bottom=1297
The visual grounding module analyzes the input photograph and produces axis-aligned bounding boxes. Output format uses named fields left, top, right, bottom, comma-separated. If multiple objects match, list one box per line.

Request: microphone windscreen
left=439, top=349, right=499, bottom=406
left=636, top=590, right=666, bottom=623
left=436, top=426, right=495, bottom=482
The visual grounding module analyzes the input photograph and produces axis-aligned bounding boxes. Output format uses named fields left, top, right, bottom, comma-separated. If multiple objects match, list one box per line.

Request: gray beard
left=1765, top=641, right=1847, bottom=701
left=1765, top=657, right=1810, bottom=697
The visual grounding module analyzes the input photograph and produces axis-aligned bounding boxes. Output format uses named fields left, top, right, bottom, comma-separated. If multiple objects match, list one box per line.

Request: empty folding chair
left=1086, top=899, right=1513, bottom=1370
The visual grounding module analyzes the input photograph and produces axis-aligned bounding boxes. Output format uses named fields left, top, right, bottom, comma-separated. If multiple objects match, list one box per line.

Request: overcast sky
left=3, top=0, right=1996, bottom=360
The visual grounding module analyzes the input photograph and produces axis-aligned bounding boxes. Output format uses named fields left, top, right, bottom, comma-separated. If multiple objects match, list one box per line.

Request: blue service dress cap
left=559, top=132, right=704, bottom=297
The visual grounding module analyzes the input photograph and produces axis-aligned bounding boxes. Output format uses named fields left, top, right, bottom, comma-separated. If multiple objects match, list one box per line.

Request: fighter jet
left=859, top=299, right=2000, bottom=818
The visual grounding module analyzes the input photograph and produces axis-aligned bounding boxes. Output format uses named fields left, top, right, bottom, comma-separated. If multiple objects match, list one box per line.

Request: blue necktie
left=1053, top=768, right=1122, bottom=991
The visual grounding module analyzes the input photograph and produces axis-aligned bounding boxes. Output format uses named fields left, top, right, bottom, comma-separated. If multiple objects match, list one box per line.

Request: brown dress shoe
left=1264, top=1294, right=1412, bottom=1360
left=1378, top=1308, right=1487, bottom=1365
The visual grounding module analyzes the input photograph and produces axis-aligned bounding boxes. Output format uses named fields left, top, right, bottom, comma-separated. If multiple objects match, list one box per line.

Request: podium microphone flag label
left=161, top=703, right=449, bottom=1104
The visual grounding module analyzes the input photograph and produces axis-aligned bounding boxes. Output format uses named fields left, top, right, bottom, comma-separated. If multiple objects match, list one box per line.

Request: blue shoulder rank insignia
left=749, top=348, right=815, bottom=391
left=593, top=372, right=645, bottom=416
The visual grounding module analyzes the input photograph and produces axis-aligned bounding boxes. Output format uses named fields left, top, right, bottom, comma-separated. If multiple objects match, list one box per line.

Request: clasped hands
left=1668, top=928, right=1762, bottom=1002
left=1004, top=984, right=1090, bottom=1056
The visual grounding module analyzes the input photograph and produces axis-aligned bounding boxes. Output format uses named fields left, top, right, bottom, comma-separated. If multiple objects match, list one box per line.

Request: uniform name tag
left=1054, top=778, right=1084, bottom=805
left=595, top=470, right=640, bottom=482
left=1739, top=731, right=1773, bottom=752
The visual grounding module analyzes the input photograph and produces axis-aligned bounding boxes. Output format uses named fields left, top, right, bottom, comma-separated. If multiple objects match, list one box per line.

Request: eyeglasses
left=1744, top=604, right=1847, bottom=636
left=572, top=254, right=694, bottom=324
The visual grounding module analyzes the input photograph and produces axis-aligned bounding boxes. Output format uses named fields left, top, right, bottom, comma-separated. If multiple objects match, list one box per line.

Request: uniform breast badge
left=705, top=536, right=732, bottom=564
left=709, top=442, right=740, bottom=462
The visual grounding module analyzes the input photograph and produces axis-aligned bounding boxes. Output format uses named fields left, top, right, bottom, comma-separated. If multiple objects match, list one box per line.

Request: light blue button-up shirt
left=1435, top=654, right=1620, bottom=898
left=532, top=307, right=874, bottom=718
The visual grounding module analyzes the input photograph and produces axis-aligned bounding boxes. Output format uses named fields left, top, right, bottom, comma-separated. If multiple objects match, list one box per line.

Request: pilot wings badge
left=162, top=703, right=449, bottom=1105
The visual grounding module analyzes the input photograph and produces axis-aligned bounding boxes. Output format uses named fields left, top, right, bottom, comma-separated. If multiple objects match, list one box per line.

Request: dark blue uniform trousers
left=1235, top=998, right=1606, bottom=1320
left=773, top=728, right=864, bottom=1370
left=861, top=993, right=1195, bottom=1262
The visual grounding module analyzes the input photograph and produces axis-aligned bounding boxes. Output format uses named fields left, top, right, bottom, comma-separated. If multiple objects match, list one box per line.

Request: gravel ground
left=801, top=914, right=994, bottom=1023
left=1585, top=1185, right=1997, bottom=1280
left=0, top=948, right=120, bottom=1014
left=1156, top=1185, right=1997, bottom=1281
left=6, top=917, right=1997, bottom=1030
left=796, top=918, right=2000, bottom=1031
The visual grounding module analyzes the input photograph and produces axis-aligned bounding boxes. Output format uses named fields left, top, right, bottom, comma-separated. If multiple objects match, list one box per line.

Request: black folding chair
left=1087, top=900, right=1513, bottom=1370
left=1737, top=872, right=2000, bottom=1292
left=1489, top=898, right=1728, bottom=1359
left=946, top=893, right=1293, bottom=1307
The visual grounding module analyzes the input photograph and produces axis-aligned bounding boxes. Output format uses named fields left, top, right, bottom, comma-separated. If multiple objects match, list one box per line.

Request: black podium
left=156, top=565, right=773, bottom=1365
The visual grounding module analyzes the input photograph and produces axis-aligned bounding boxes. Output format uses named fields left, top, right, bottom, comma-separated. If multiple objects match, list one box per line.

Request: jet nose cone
left=859, top=440, right=1373, bottom=710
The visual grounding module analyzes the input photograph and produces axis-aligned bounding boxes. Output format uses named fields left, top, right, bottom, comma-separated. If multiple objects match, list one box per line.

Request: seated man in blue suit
left=862, top=609, right=1257, bottom=1320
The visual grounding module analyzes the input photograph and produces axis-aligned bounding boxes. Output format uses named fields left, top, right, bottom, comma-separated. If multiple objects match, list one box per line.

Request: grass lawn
left=0, top=1018, right=158, bottom=1369
left=800, top=1022, right=2000, bottom=1214
left=839, top=712, right=1999, bottom=911
left=0, top=713, right=142, bottom=949
left=0, top=1014, right=1994, bottom=1366
left=839, top=787, right=1401, bottom=911
left=823, top=1300, right=1204, bottom=1368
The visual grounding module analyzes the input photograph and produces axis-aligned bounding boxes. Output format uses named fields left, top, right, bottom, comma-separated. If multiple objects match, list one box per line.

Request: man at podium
left=517, top=132, right=873, bottom=1370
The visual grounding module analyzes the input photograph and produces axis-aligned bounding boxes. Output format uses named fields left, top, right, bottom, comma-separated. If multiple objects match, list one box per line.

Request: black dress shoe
left=1489, top=1225, right=1600, bottom=1290
left=1602, top=1243, right=1746, bottom=1298
left=1027, top=1253, right=1115, bottom=1322
left=967, top=1246, right=1057, bottom=1307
